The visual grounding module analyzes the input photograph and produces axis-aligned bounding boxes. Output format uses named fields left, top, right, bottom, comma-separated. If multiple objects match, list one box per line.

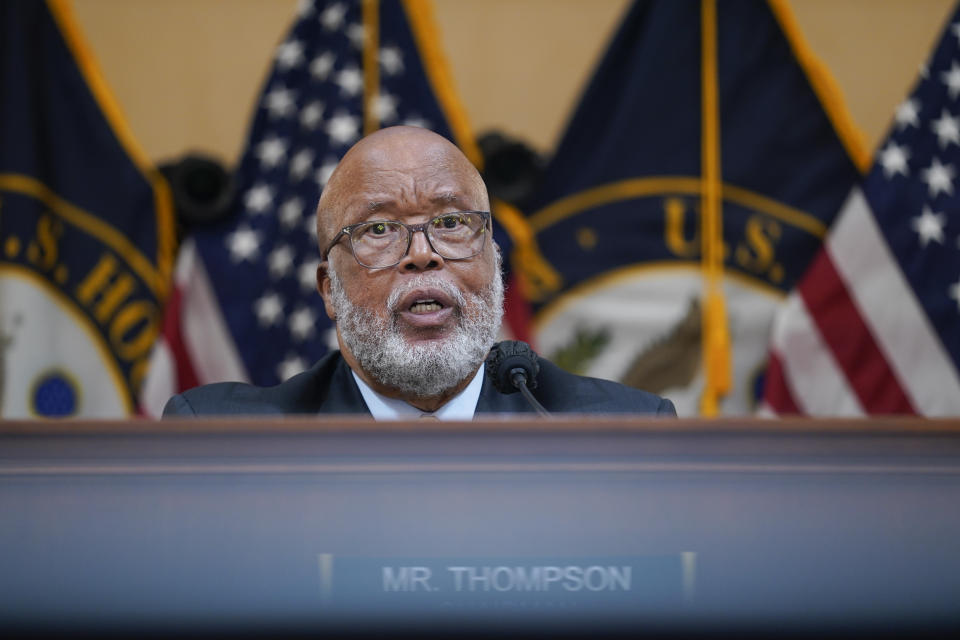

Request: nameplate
left=317, top=553, right=696, bottom=616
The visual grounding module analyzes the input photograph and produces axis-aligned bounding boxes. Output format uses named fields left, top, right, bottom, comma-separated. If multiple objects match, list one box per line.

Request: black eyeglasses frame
left=321, top=210, right=492, bottom=268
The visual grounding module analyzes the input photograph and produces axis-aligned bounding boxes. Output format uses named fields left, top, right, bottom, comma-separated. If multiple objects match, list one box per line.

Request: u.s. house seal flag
left=518, top=0, right=867, bottom=416
left=0, top=0, right=174, bottom=417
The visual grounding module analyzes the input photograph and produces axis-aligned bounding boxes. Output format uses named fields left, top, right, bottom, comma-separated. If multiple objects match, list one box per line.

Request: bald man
left=163, top=127, right=675, bottom=419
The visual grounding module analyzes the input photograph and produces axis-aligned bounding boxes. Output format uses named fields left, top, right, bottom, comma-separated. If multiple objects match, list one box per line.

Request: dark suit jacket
left=162, top=347, right=676, bottom=417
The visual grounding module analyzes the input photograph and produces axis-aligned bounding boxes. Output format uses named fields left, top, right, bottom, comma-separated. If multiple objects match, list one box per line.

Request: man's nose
left=399, top=229, right=443, bottom=271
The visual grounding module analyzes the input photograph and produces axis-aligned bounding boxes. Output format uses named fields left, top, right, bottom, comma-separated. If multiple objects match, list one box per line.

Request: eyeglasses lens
left=349, top=213, right=487, bottom=268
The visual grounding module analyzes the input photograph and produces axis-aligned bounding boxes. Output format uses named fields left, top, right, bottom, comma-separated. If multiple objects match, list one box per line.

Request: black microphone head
left=485, top=341, right=540, bottom=394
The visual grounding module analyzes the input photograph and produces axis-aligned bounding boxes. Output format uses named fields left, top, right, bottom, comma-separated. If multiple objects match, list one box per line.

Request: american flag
left=762, top=5, right=960, bottom=416
left=141, top=0, right=501, bottom=415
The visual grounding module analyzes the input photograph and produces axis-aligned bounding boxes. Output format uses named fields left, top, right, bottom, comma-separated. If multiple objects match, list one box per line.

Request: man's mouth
left=394, top=286, right=459, bottom=315
left=393, top=287, right=459, bottom=332
left=409, top=299, right=444, bottom=314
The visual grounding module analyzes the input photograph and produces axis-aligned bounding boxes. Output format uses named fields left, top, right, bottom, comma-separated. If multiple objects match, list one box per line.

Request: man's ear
left=317, top=262, right=336, bottom=322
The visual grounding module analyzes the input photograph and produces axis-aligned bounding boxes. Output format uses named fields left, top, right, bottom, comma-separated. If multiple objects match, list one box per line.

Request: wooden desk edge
left=2, top=416, right=959, bottom=436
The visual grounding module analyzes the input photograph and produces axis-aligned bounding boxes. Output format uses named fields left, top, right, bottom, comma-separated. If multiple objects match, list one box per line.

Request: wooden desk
left=2, top=417, right=959, bottom=635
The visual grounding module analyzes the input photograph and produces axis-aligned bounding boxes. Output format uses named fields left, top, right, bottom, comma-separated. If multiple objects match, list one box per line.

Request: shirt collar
left=351, top=366, right=485, bottom=421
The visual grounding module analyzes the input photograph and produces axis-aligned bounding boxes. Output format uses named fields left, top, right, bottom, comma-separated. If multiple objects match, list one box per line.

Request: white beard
left=328, top=254, right=504, bottom=399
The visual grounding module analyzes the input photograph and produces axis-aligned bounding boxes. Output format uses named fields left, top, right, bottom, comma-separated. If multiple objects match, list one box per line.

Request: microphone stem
left=516, top=378, right=551, bottom=417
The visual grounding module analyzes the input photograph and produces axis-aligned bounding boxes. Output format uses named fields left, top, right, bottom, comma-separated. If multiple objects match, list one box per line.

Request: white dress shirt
left=351, top=366, right=484, bottom=420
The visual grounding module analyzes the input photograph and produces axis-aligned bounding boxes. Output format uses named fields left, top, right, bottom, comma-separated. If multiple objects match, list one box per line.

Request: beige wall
left=71, top=0, right=956, bottom=165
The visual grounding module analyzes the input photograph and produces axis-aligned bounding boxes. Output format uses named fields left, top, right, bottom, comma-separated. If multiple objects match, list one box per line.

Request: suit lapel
left=288, top=352, right=369, bottom=415
left=318, top=356, right=370, bottom=414
left=475, top=374, right=535, bottom=415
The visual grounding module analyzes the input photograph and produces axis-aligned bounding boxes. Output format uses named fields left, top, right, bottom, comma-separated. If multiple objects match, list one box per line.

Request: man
left=164, top=127, right=675, bottom=418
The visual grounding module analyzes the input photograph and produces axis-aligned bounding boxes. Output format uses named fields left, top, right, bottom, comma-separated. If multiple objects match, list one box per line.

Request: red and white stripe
left=762, top=187, right=960, bottom=417
left=139, top=239, right=249, bottom=417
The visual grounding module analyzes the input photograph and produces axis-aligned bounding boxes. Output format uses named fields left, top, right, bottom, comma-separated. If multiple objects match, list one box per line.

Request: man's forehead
left=350, top=142, right=473, bottom=178
left=349, top=164, right=477, bottom=193
left=318, top=127, right=487, bottom=231
left=338, top=158, right=483, bottom=209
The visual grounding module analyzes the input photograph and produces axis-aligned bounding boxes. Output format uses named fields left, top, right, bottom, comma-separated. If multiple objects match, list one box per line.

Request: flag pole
left=699, top=0, right=731, bottom=416
left=362, top=0, right=380, bottom=135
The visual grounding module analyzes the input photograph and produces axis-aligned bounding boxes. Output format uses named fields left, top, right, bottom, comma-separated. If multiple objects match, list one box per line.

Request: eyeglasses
left=322, top=211, right=491, bottom=269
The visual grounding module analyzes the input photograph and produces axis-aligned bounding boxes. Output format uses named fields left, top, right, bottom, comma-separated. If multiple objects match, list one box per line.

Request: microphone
left=485, top=341, right=551, bottom=417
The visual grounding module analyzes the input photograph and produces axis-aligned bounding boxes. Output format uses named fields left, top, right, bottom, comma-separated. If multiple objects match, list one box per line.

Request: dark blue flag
left=142, top=0, right=523, bottom=411
left=519, top=0, right=866, bottom=416
left=0, top=0, right=175, bottom=417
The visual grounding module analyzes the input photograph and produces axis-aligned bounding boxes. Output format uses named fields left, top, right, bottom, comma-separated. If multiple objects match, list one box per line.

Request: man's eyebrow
left=366, top=194, right=464, bottom=212
left=430, top=193, right=462, bottom=205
